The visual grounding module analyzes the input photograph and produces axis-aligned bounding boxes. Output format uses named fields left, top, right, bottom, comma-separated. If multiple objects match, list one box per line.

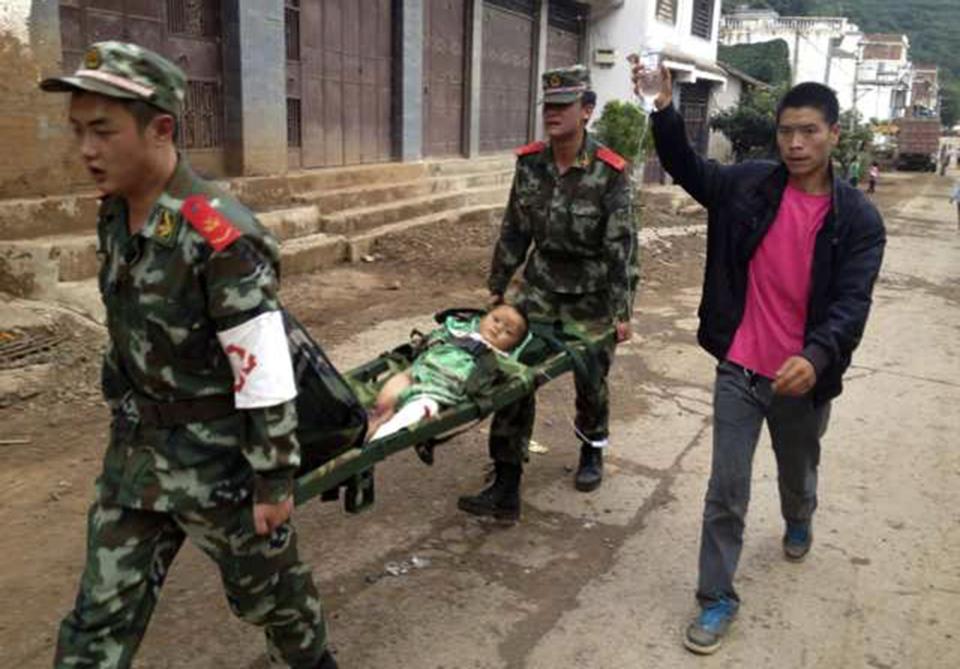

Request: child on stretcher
left=367, top=304, right=529, bottom=441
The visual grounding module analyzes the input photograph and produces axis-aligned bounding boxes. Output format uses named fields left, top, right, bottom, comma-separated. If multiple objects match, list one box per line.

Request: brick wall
left=0, top=1, right=80, bottom=204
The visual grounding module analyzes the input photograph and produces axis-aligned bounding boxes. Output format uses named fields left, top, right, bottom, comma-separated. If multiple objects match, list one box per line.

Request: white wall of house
left=825, top=31, right=860, bottom=111
left=586, top=0, right=724, bottom=120
left=707, top=72, right=742, bottom=162
left=721, top=13, right=863, bottom=109
left=855, top=47, right=911, bottom=122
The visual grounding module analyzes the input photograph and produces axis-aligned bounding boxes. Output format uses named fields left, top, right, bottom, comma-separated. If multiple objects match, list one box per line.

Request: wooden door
left=680, top=81, right=711, bottom=156
left=546, top=1, right=586, bottom=70
left=480, top=1, right=535, bottom=153
left=295, top=0, right=394, bottom=168
left=423, top=0, right=467, bottom=157
left=59, top=0, right=227, bottom=175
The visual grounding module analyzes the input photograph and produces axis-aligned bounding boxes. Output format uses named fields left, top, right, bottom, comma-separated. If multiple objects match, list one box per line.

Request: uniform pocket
left=566, top=200, right=605, bottom=251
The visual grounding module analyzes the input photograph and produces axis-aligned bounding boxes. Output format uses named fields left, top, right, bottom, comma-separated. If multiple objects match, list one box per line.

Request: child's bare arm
left=374, top=371, right=413, bottom=414
left=367, top=371, right=414, bottom=439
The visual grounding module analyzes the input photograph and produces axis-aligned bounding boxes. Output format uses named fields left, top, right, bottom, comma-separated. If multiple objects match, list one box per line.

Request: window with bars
left=179, top=81, right=224, bottom=149
left=287, top=98, right=302, bottom=148
left=691, top=0, right=715, bottom=40
left=655, top=0, right=677, bottom=25
left=167, top=0, right=220, bottom=37
left=548, top=1, right=588, bottom=33
left=285, top=1, right=300, bottom=61
left=487, top=0, right=537, bottom=16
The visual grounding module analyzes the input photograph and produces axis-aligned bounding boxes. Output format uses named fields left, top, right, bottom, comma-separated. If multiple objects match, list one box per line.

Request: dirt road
left=1, top=172, right=957, bottom=668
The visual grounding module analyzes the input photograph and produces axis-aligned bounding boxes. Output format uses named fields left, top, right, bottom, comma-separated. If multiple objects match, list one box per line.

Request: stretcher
left=288, top=309, right=614, bottom=513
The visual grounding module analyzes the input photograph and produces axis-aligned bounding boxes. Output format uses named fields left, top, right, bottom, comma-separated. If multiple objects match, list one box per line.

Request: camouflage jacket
left=488, top=133, right=638, bottom=321
left=96, top=158, right=299, bottom=511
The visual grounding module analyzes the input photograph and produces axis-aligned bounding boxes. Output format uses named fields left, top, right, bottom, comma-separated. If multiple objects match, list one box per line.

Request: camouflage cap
left=541, top=65, right=591, bottom=104
left=40, top=41, right=186, bottom=115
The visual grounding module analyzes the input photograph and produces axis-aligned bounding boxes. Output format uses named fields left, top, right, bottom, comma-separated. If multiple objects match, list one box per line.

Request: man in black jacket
left=633, top=65, right=885, bottom=654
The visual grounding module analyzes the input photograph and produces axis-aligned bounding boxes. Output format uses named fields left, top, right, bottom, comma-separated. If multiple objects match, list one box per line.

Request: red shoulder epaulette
left=596, top=146, right=627, bottom=172
left=181, top=195, right=242, bottom=252
left=515, top=140, right=547, bottom=157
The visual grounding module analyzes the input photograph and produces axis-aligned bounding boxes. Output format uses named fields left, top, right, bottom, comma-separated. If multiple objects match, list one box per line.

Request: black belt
left=135, top=394, right=237, bottom=428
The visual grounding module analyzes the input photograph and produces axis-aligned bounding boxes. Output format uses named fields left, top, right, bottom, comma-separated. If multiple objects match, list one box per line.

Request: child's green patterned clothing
left=398, top=314, right=513, bottom=408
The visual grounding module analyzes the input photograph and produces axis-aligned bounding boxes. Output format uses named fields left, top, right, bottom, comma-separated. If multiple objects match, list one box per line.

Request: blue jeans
left=696, top=361, right=831, bottom=605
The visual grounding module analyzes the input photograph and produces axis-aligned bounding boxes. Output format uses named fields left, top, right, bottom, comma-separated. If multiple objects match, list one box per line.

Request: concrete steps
left=345, top=204, right=505, bottom=263
left=320, top=184, right=509, bottom=235
left=220, top=162, right=430, bottom=211
left=427, top=154, right=515, bottom=177
left=285, top=168, right=514, bottom=217
left=0, top=193, right=101, bottom=241
left=0, top=154, right=515, bottom=295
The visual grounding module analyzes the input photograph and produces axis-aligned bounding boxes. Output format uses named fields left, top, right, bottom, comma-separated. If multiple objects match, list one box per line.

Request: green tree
left=593, top=100, right=653, bottom=166
left=722, top=0, right=816, bottom=14
left=940, top=78, right=960, bottom=128
left=834, top=109, right=874, bottom=175
left=710, top=85, right=785, bottom=161
left=718, top=40, right=792, bottom=86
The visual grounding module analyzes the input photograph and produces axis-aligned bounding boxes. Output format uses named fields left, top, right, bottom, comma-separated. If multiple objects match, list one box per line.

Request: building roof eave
left=717, top=61, right=771, bottom=90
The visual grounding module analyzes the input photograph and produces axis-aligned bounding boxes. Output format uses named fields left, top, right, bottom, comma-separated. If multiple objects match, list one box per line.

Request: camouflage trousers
left=54, top=496, right=326, bottom=669
left=490, top=285, right=617, bottom=465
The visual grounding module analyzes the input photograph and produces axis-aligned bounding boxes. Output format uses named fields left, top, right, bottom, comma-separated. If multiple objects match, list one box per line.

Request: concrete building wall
left=223, top=0, right=288, bottom=176
left=826, top=32, right=860, bottom=111
left=857, top=84, right=896, bottom=122
left=0, top=0, right=76, bottom=201
left=707, top=72, right=741, bottom=163
left=855, top=52, right=911, bottom=122
left=587, top=0, right=724, bottom=119
left=721, top=14, right=861, bottom=105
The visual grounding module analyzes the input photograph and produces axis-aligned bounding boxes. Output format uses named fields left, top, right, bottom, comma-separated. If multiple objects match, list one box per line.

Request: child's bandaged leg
left=370, top=397, right=441, bottom=441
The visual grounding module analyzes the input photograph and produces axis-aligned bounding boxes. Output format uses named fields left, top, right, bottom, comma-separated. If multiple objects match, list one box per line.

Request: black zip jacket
left=651, top=103, right=886, bottom=404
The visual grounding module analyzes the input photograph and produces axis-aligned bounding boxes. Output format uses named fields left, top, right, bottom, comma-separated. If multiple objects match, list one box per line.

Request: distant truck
left=894, top=117, right=941, bottom=171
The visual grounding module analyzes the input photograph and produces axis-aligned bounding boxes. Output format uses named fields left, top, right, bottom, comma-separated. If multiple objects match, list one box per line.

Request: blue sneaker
left=683, top=597, right=738, bottom=655
left=783, top=521, right=813, bottom=561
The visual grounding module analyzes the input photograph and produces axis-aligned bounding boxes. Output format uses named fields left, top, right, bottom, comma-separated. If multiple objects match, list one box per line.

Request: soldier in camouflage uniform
left=458, top=66, right=638, bottom=521
left=41, top=42, right=337, bottom=669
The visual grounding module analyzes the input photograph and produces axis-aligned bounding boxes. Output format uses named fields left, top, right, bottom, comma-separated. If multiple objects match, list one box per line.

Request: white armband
left=216, top=310, right=297, bottom=409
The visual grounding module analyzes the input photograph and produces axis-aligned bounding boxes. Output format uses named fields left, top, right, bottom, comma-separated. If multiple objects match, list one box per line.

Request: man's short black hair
left=581, top=91, right=597, bottom=109
left=119, top=98, right=179, bottom=143
left=776, top=82, right=839, bottom=126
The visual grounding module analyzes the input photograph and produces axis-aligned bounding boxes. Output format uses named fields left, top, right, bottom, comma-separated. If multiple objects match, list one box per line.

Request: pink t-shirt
left=726, top=184, right=831, bottom=379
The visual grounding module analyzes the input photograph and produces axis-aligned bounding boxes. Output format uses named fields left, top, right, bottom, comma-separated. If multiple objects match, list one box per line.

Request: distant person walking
left=950, top=179, right=960, bottom=230
left=867, top=162, right=880, bottom=194
left=848, top=158, right=862, bottom=188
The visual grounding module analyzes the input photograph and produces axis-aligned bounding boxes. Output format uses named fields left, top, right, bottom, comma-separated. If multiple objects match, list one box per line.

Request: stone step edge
left=1, top=180, right=511, bottom=250
left=322, top=184, right=509, bottom=223
left=228, top=154, right=514, bottom=203
left=346, top=204, right=505, bottom=263
left=279, top=168, right=515, bottom=206
left=0, top=188, right=510, bottom=283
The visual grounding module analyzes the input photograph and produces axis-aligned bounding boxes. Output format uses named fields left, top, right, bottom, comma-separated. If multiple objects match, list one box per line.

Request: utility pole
left=792, top=26, right=801, bottom=86
left=850, top=41, right=862, bottom=130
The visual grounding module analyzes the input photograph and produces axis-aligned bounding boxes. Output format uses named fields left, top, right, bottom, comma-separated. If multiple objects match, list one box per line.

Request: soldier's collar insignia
left=83, top=47, right=102, bottom=70
left=548, top=74, right=562, bottom=88
left=154, top=209, right=177, bottom=243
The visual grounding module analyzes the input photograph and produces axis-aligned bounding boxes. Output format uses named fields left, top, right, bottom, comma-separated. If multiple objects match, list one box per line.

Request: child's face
left=479, top=305, right=526, bottom=352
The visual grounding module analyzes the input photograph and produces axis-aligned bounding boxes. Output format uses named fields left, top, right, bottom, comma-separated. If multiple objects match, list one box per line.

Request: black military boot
left=574, top=443, right=604, bottom=492
left=315, top=648, right=338, bottom=669
left=457, top=462, right=522, bottom=521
